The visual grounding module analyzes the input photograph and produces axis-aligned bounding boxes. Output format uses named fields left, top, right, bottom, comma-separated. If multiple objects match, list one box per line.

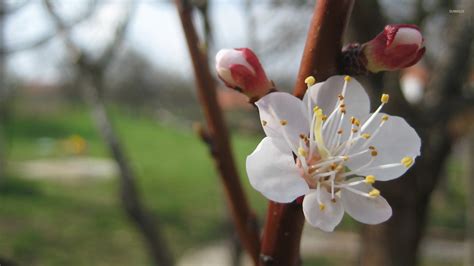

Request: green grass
left=0, top=103, right=467, bottom=265
left=0, top=104, right=267, bottom=265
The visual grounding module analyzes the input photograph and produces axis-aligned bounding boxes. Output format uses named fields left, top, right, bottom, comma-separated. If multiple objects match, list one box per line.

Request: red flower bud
left=215, top=48, right=273, bottom=100
left=363, top=24, right=425, bottom=72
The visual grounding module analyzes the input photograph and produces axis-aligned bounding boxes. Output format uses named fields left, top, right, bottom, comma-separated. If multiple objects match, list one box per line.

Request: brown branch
left=43, top=1, right=174, bottom=265
left=293, top=0, right=354, bottom=98
left=259, top=1, right=354, bottom=266
left=175, top=0, right=261, bottom=264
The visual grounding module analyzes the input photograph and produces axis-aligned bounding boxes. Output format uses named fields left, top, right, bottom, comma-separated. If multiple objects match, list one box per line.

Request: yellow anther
left=337, top=129, right=343, bottom=134
left=319, top=203, right=326, bottom=211
left=361, top=133, right=371, bottom=139
left=352, top=129, right=358, bottom=133
left=340, top=107, right=346, bottom=114
left=381, top=94, right=390, bottom=103
left=342, top=155, right=349, bottom=161
left=382, top=115, right=389, bottom=121
left=338, top=94, right=345, bottom=100
left=299, top=134, right=306, bottom=139
left=369, top=145, right=376, bottom=150
left=335, top=165, right=343, bottom=172
left=280, top=120, right=288, bottom=126
left=344, top=75, right=351, bottom=82
left=401, top=156, right=413, bottom=167
left=340, top=103, right=346, bottom=108
left=305, top=76, right=316, bottom=86
left=330, top=163, right=337, bottom=170
left=262, top=120, right=267, bottom=126
left=365, top=175, right=376, bottom=184
left=368, top=189, right=380, bottom=198
left=371, top=150, right=378, bottom=157
left=298, top=147, right=308, bottom=157
left=313, top=106, right=321, bottom=113
left=322, top=115, right=328, bottom=121
left=351, top=117, right=361, bottom=127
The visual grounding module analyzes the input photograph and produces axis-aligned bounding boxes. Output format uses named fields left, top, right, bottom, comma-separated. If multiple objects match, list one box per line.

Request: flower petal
left=341, top=181, right=392, bottom=224
left=246, top=137, right=309, bottom=203
left=304, top=76, right=370, bottom=121
left=304, top=76, right=371, bottom=143
left=303, top=188, right=344, bottom=232
left=255, top=92, right=309, bottom=153
left=346, top=113, right=421, bottom=181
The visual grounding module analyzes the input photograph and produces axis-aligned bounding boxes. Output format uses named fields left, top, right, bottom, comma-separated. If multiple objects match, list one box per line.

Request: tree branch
left=259, top=1, right=354, bottom=266
left=175, top=0, right=261, bottom=264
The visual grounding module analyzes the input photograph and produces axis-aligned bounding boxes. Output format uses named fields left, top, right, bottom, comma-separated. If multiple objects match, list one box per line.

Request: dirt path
left=11, top=157, right=118, bottom=181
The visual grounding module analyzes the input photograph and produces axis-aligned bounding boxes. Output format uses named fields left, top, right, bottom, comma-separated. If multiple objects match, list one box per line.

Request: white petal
left=215, top=49, right=255, bottom=74
left=246, top=137, right=309, bottom=203
left=391, top=28, right=423, bottom=49
left=346, top=113, right=421, bottom=181
left=304, top=76, right=371, bottom=142
left=341, top=180, right=392, bottom=224
left=305, top=76, right=370, bottom=120
left=255, top=92, right=309, bottom=153
left=303, top=188, right=344, bottom=232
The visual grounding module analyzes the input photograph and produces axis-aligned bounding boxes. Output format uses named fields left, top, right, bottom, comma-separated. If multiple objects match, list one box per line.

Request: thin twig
left=175, top=0, right=261, bottom=264
left=259, top=1, right=354, bottom=265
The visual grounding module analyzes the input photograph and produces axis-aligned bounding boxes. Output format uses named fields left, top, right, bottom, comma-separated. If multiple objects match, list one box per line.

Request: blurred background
left=0, top=0, right=472, bottom=265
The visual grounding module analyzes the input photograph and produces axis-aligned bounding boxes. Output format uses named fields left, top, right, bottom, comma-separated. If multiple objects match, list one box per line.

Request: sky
left=4, top=0, right=281, bottom=83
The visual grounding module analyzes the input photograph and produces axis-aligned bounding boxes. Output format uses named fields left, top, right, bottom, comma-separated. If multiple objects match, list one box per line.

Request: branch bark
left=175, top=0, right=261, bottom=264
left=259, top=1, right=354, bottom=265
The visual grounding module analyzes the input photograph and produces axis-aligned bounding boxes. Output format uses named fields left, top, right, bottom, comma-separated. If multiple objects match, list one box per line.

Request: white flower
left=246, top=75, right=421, bottom=232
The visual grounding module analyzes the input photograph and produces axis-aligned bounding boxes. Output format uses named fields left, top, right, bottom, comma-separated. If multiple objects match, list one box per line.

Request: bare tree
left=43, top=1, right=174, bottom=265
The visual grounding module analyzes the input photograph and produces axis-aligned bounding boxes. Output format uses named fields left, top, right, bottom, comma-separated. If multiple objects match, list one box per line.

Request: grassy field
left=1, top=104, right=269, bottom=265
left=0, top=103, right=467, bottom=265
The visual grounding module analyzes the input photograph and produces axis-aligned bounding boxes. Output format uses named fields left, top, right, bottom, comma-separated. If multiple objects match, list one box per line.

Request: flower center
left=293, top=76, right=412, bottom=202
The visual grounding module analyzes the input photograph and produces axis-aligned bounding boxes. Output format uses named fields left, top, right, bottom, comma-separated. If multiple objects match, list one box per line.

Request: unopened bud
left=215, top=48, right=273, bottom=100
left=364, top=24, right=425, bottom=72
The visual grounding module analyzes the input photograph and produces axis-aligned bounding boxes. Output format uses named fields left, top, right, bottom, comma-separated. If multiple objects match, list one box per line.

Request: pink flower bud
left=215, top=48, right=273, bottom=100
left=364, top=24, right=425, bottom=72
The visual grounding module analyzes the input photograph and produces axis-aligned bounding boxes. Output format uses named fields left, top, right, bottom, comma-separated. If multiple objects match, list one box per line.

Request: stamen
left=361, top=93, right=390, bottom=132
left=368, top=189, right=380, bottom=198
left=365, top=175, right=376, bottom=184
left=401, top=156, right=413, bottom=167
left=341, top=156, right=375, bottom=177
left=280, top=120, right=288, bottom=126
left=360, top=116, right=388, bottom=149
left=262, top=120, right=267, bottom=126
left=298, top=147, right=308, bottom=157
left=319, top=203, right=326, bottom=211
left=351, top=117, right=361, bottom=127
left=305, top=76, right=316, bottom=87
left=361, top=133, right=371, bottom=139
